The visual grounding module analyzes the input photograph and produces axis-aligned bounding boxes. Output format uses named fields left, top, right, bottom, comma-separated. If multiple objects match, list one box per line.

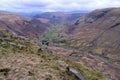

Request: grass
left=0, top=30, right=77, bottom=80
left=39, top=24, right=69, bottom=47
left=0, top=29, right=109, bottom=80
left=67, top=61, right=109, bottom=80
left=39, top=25, right=61, bottom=41
left=93, top=48, right=104, bottom=54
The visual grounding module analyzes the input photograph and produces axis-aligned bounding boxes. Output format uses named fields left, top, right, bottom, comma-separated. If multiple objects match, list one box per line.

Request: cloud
left=0, top=0, right=120, bottom=12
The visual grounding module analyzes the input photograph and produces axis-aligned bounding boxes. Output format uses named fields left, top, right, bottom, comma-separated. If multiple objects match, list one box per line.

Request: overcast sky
left=0, top=0, right=120, bottom=13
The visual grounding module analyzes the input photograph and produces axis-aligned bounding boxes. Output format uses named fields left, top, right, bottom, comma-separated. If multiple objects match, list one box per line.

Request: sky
left=0, top=0, right=120, bottom=13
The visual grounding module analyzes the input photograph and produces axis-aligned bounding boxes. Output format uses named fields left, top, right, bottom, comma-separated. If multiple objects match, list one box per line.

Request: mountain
left=66, top=8, right=120, bottom=76
left=67, top=8, right=120, bottom=58
left=17, top=12, right=43, bottom=17
left=0, top=11, right=50, bottom=39
left=33, top=12, right=87, bottom=24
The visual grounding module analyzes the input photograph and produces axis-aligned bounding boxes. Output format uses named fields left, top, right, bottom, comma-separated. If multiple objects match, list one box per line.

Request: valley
left=0, top=8, right=120, bottom=80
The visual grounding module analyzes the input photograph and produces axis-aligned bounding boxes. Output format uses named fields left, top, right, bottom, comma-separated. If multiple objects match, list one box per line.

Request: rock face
left=0, top=11, right=50, bottom=39
left=66, top=8, right=120, bottom=69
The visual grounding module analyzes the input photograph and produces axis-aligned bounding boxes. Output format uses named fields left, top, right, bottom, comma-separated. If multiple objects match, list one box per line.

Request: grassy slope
left=39, top=25, right=69, bottom=47
left=0, top=29, right=108, bottom=80
left=39, top=25, right=59, bottom=41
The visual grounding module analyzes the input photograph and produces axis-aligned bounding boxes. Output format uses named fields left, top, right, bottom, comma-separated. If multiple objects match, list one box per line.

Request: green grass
left=39, top=25, right=61, bottom=41
left=39, top=24, right=69, bottom=47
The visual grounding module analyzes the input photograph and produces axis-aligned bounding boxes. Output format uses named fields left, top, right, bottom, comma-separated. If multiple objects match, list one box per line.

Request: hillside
left=67, top=8, right=120, bottom=60
left=0, top=29, right=109, bottom=80
left=65, top=8, right=120, bottom=79
left=0, top=11, right=50, bottom=39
